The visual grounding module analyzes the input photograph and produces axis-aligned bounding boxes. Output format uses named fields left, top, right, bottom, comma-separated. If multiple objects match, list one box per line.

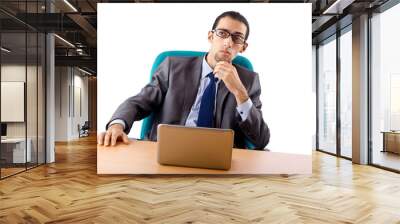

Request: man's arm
left=106, top=57, right=171, bottom=134
left=237, top=73, right=270, bottom=149
left=213, top=61, right=270, bottom=149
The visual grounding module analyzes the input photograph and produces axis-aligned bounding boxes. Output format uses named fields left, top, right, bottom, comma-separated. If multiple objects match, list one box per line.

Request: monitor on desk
left=1, top=123, right=7, bottom=139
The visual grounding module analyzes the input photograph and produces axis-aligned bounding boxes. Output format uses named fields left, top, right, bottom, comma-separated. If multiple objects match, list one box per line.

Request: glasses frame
left=211, top=29, right=246, bottom=45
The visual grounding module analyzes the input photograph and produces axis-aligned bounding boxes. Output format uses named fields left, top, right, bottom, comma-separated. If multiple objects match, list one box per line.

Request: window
left=318, top=36, right=337, bottom=154
left=370, top=2, right=400, bottom=171
left=339, top=28, right=352, bottom=158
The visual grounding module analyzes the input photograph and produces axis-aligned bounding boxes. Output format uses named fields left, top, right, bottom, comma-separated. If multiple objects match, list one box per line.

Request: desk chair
left=79, top=121, right=90, bottom=138
left=140, top=50, right=256, bottom=149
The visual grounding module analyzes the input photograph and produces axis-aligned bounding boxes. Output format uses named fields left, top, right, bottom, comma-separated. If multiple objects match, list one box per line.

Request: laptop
left=157, top=124, right=234, bottom=170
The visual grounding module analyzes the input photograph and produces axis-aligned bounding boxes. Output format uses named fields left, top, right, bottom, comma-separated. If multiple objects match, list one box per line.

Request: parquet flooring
left=0, top=135, right=399, bottom=223
left=372, top=150, right=400, bottom=171
left=1, top=167, right=25, bottom=177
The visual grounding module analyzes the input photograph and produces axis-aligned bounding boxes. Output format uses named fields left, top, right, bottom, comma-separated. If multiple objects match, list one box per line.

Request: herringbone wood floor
left=1, top=135, right=400, bottom=223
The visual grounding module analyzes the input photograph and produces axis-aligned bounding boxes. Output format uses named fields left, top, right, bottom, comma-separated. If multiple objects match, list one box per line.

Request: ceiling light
left=63, top=0, right=78, bottom=12
left=78, top=67, right=92, bottom=76
left=54, top=34, right=75, bottom=48
left=323, top=0, right=355, bottom=15
left=1, top=47, right=11, bottom=53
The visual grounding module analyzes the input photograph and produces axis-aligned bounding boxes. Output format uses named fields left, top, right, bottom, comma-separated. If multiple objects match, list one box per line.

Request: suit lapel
left=215, top=81, right=229, bottom=128
left=180, top=56, right=203, bottom=124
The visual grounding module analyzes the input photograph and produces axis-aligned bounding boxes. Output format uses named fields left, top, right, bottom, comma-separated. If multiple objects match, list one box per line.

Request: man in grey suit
left=98, top=11, right=270, bottom=149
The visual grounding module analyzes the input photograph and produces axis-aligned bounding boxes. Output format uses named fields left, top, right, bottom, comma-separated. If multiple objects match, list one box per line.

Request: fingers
left=122, top=133, right=129, bottom=144
left=214, top=62, right=226, bottom=73
left=100, top=124, right=129, bottom=147
left=214, top=62, right=236, bottom=79
left=104, top=131, right=111, bottom=146
left=214, top=67, right=230, bottom=81
left=216, top=61, right=230, bottom=66
left=97, top=132, right=105, bottom=145
left=213, top=66, right=226, bottom=79
left=215, top=61, right=231, bottom=71
left=111, top=132, right=118, bottom=146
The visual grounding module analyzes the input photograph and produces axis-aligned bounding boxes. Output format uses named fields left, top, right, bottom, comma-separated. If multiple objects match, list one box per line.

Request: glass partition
left=317, top=35, right=337, bottom=155
left=0, top=1, right=46, bottom=179
left=38, top=31, right=45, bottom=165
left=371, top=3, right=400, bottom=171
left=1, top=30, right=28, bottom=177
left=339, top=28, right=352, bottom=158
left=27, top=31, right=38, bottom=169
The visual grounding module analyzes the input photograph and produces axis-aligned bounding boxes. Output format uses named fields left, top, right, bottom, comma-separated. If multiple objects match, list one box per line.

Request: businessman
left=98, top=11, right=270, bottom=149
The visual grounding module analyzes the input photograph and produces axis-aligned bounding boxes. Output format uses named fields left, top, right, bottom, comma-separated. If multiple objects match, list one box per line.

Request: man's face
left=208, top=16, right=248, bottom=64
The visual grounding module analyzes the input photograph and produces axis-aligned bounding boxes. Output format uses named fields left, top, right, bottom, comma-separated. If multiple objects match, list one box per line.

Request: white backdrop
left=98, top=3, right=312, bottom=155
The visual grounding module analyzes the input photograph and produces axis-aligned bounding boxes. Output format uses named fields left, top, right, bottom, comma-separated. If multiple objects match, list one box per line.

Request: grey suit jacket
left=106, top=56, right=270, bottom=149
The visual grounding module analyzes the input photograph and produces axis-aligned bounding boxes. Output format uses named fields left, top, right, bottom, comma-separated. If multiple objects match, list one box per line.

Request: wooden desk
left=382, top=131, right=400, bottom=154
left=97, top=140, right=311, bottom=174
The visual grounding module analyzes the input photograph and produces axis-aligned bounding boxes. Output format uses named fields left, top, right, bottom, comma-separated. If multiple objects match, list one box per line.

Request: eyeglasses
left=212, top=29, right=246, bottom=45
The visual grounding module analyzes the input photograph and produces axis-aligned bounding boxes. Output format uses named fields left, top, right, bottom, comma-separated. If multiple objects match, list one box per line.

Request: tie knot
left=207, top=72, right=218, bottom=82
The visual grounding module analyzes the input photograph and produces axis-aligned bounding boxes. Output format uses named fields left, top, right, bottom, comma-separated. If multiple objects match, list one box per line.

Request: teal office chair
left=140, top=50, right=256, bottom=149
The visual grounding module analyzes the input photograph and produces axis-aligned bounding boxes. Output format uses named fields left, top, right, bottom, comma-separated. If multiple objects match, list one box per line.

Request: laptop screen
left=1, top=123, right=7, bottom=137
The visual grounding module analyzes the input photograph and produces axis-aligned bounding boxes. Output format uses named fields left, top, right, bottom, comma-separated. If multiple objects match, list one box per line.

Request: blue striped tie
left=197, top=72, right=217, bottom=128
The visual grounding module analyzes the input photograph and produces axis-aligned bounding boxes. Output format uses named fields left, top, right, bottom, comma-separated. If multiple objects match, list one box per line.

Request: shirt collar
left=201, top=55, right=213, bottom=80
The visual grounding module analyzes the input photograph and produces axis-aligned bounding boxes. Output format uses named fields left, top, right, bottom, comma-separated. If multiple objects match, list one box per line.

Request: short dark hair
left=212, top=11, right=250, bottom=41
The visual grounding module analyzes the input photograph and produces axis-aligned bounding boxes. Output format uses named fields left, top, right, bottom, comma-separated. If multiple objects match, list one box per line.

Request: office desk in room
left=97, top=140, right=311, bottom=174
left=1, top=138, right=32, bottom=164
left=382, top=131, right=400, bottom=154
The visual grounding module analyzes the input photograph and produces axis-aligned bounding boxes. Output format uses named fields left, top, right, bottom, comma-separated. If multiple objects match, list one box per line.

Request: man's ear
left=208, top=31, right=213, bottom=43
left=240, top=42, right=248, bottom=53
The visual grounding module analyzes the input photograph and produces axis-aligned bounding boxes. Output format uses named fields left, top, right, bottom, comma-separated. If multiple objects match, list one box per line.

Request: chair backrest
left=140, top=51, right=256, bottom=149
left=82, top=121, right=90, bottom=129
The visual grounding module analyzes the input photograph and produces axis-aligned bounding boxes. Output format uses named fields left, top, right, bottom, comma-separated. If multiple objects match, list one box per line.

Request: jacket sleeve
left=237, top=73, right=270, bottom=149
left=105, top=57, right=170, bottom=134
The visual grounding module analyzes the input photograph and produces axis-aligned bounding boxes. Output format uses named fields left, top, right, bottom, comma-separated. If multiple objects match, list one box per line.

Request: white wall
left=76, top=73, right=89, bottom=122
left=55, top=67, right=68, bottom=141
left=72, top=71, right=89, bottom=138
left=98, top=3, right=313, bottom=155
left=54, top=67, right=89, bottom=141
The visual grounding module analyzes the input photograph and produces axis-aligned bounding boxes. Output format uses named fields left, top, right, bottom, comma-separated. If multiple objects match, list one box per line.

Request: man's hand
left=97, top=123, right=129, bottom=146
left=213, top=61, right=249, bottom=105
